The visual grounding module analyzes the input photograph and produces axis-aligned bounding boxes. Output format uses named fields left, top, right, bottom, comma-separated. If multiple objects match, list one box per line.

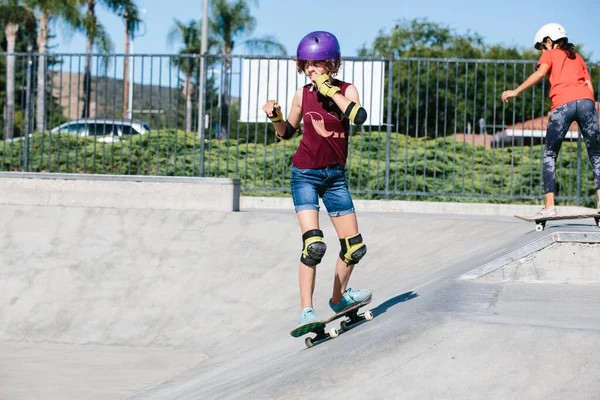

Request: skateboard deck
left=514, top=212, right=600, bottom=232
left=290, top=298, right=373, bottom=348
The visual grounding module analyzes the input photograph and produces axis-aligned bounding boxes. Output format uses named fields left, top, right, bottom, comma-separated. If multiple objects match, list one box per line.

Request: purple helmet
left=296, top=31, right=341, bottom=61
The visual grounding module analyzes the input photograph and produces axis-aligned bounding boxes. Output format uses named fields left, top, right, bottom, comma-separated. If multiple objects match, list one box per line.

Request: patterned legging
left=543, top=99, right=600, bottom=193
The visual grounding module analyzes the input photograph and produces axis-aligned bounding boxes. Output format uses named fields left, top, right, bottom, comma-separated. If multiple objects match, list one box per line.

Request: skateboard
left=289, top=299, right=373, bottom=348
left=514, top=212, right=600, bottom=232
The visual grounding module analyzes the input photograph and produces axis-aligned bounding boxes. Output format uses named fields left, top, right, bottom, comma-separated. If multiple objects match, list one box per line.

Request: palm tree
left=117, top=1, right=141, bottom=119
left=209, top=0, right=286, bottom=138
left=23, top=0, right=80, bottom=132
left=80, top=0, right=137, bottom=118
left=0, top=0, right=30, bottom=139
left=167, top=18, right=214, bottom=132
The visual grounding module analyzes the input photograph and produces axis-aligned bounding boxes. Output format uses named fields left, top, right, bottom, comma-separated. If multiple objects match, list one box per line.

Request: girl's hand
left=262, top=100, right=282, bottom=120
left=310, top=70, right=325, bottom=84
left=314, top=74, right=340, bottom=98
left=501, top=90, right=518, bottom=103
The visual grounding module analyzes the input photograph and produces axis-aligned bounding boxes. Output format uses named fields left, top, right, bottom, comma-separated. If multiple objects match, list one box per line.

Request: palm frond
left=208, top=0, right=285, bottom=56
left=242, top=36, right=287, bottom=55
left=94, top=22, right=113, bottom=53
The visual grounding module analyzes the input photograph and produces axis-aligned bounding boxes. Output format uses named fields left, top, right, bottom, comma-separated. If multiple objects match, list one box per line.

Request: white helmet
left=533, top=23, right=567, bottom=48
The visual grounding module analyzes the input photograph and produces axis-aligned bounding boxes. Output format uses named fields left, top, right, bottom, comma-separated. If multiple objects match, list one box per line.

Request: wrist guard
left=268, top=109, right=283, bottom=123
left=314, top=74, right=340, bottom=98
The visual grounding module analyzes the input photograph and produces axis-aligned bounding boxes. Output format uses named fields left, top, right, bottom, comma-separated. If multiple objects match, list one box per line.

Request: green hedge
left=1, top=129, right=596, bottom=206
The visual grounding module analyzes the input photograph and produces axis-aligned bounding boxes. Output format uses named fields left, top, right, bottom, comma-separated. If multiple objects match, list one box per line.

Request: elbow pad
left=276, top=121, right=300, bottom=141
left=344, top=101, right=367, bottom=126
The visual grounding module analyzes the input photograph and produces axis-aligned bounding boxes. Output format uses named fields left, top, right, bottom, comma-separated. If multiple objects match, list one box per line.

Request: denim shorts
left=290, top=164, right=355, bottom=217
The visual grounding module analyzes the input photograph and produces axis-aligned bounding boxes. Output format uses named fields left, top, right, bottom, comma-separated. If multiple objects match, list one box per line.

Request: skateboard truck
left=304, top=326, right=339, bottom=348
left=340, top=308, right=374, bottom=331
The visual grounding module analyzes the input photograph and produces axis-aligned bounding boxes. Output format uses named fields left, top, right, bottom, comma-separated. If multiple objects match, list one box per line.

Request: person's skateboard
left=290, top=299, right=373, bottom=348
left=514, top=212, right=600, bottom=232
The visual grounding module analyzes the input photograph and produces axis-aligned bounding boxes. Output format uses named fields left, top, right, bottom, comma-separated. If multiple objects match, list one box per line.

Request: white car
left=50, top=119, right=151, bottom=142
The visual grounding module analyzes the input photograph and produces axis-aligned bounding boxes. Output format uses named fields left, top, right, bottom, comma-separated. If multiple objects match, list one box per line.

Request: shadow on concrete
left=371, top=291, right=419, bottom=318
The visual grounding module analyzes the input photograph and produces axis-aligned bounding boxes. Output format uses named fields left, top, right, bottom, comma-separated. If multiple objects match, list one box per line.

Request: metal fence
left=1, top=52, right=599, bottom=205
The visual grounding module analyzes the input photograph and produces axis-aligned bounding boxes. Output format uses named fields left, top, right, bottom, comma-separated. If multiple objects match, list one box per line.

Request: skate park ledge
left=457, top=232, right=600, bottom=284
left=0, top=172, right=240, bottom=211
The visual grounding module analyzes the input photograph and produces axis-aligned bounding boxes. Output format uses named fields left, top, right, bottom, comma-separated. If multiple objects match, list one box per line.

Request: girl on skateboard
left=262, top=31, right=372, bottom=326
left=501, top=23, right=600, bottom=216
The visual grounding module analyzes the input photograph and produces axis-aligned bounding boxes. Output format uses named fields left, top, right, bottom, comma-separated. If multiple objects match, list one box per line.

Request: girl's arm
left=313, top=74, right=367, bottom=125
left=502, top=63, right=550, bottom=102
left=262, top=88, right=303, bottom=140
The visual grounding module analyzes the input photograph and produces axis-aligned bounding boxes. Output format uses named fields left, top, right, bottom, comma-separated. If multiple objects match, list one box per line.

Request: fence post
left=384, top=56, right=394, bottom=200
left=199, top=53, right=207, bottom=177
left=24, top=53, right=33, bottom=172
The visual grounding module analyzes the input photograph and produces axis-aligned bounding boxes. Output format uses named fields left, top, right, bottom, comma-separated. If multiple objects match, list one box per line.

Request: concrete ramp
left=0, top=205, right=305, bottom=352
left=0, top=204, right=526, bottom=353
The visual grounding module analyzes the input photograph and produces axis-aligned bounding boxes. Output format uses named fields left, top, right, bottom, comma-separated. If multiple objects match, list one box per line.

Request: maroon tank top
left=291, top=80, right=351, bottom=169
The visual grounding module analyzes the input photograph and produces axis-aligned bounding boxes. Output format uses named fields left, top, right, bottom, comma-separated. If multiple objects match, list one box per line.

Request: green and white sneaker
left=291, top=307, right=324, bottom=338
left=296, top=306, right=321, bottom=325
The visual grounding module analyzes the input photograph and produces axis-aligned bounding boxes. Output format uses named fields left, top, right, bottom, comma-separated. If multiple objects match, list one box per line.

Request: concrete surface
left=0, top=342, right=203, bottom=400
left=1, top=181, right=600, bottom=400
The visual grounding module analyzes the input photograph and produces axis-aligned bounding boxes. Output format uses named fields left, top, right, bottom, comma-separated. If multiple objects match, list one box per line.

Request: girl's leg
left=543, top=103, right=575, bottom=208
left=290, top=166, right=324, bottom=314
left=329, top=213, right=359, bottom=303
left=321, top=165, right=369, bottom=304
left=296, top=210, right=320, bottom=310
left=544, top=192, right=555, bottom=209
left=573, top=99, right=600, bottom=207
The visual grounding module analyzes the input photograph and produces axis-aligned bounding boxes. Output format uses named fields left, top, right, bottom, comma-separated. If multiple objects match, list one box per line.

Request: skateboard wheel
left=364, top=310, right=374, bottom=321
left=340, top=320, right=348, bottom=330
left=329, top=328, right=339, bottom=338
left=305, top=337, right=314, bottom=348
left=535, top=224, right=544, bottom=232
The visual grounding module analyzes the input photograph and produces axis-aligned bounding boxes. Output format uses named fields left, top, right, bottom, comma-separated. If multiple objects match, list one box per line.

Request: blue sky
left=51, top=0, right=600, bottom=62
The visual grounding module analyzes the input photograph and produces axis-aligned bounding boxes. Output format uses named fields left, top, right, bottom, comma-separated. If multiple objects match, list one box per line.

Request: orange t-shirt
left=537, top=49, right=594, bottom=110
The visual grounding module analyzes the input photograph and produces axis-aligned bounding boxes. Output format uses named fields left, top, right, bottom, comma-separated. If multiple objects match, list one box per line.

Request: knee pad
left=339, top=233, right=367, bottom=265
left=301, top=229, right=327, bottom=267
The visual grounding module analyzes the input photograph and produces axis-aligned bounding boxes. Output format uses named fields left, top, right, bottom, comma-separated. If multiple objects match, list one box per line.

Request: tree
left=79, top=0, right=137, bottom=119
left=209, top=0, right=285, bottom=138
left=0, top=0, right=30, bottom=139
left=117, top=1, right=141, bottom=120
left=167, top=19, right=205, bottom=132
left=23, top=0, right=80, bottom=132
left=359, top=18, right=549, bottom=138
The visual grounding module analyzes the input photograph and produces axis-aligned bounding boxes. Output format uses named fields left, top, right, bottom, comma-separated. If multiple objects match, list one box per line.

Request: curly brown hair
left=295, top=59, right=342, bottom=76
